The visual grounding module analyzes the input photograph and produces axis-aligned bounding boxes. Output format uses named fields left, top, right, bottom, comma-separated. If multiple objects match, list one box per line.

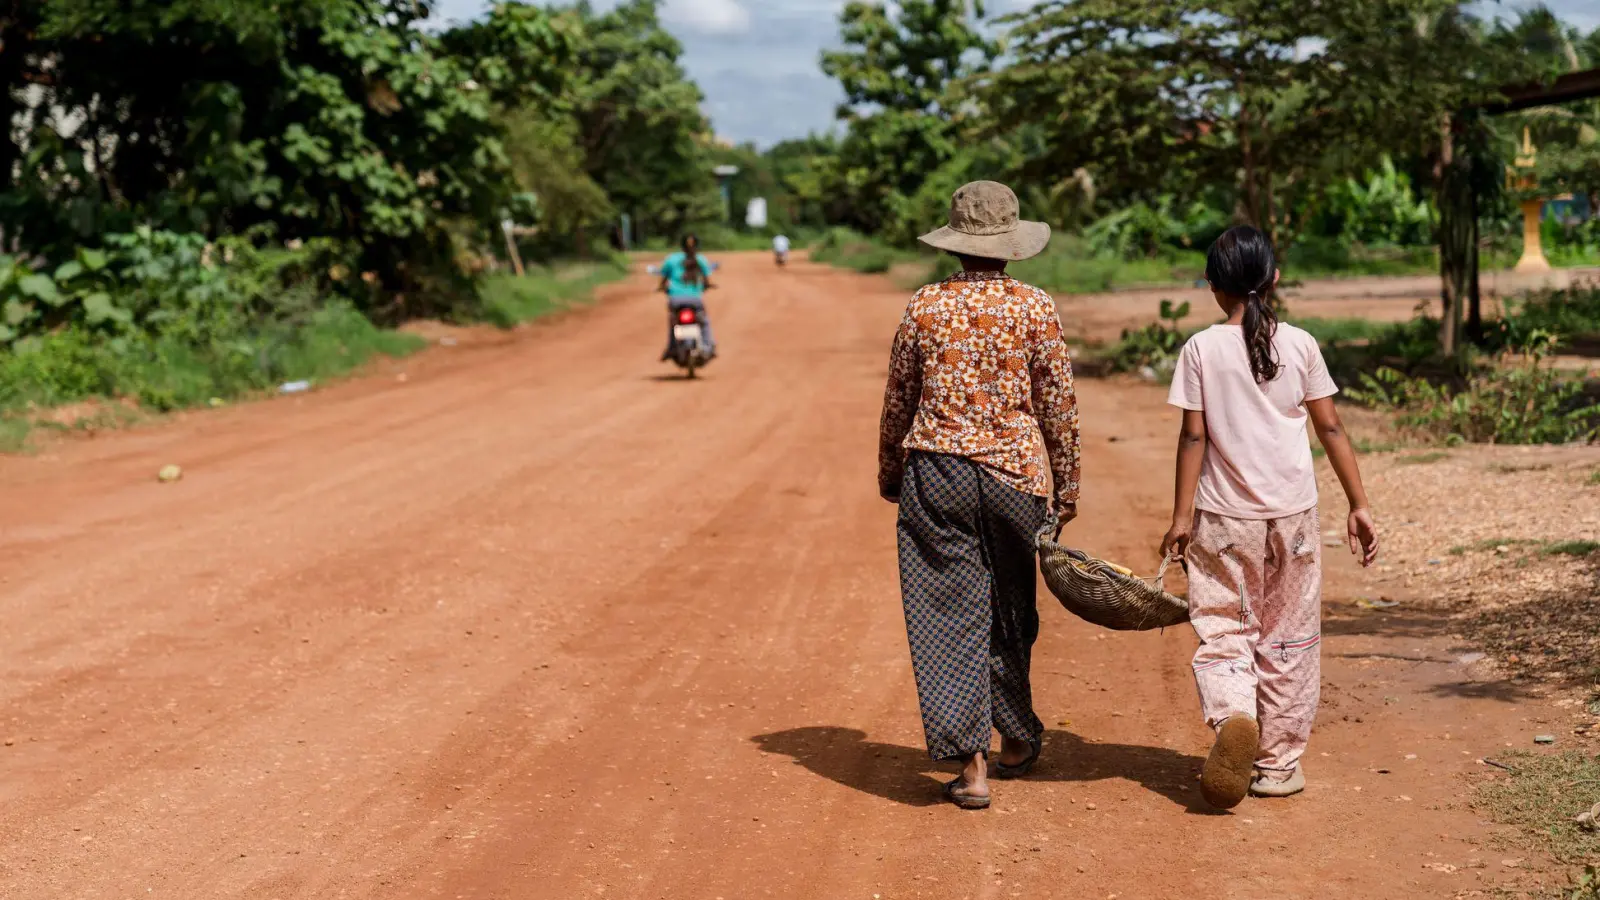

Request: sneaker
left=1200, top=716, right=1259, bottom=809
left=1250, top=768, right=1306, bottom=798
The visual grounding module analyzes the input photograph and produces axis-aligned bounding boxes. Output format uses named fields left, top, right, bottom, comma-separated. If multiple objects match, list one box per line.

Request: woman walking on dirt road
left=1161, top=225, right=1380, bottom=810
left=878, top=181, right=1081, bottom=810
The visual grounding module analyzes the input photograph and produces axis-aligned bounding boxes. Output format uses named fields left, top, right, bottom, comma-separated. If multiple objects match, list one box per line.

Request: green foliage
left=1488, top=282, right=1600, bottom=349
left=1347, top=332, right=1600, bottom=444
left=1007, top=237, right=1206, bottom=293
left=477, top=258, right=630, bottom=329
left=988, top=0, right=1527, bottom=252
left=561, top=0, right=718, bottom=243
left=0, top=302, right=422, bottom=423
left=0, top=229, right=351, bottom=345
left=816, top=1, right=995, bottom=237
left=810, top=228, right=912, bottom=274
left=1319, top=157, right=1436, bottom=247
left=1083, top=199, right=1228, bottom=258
left=1100, top=300, right=1194, bottom=375
left=4, top=0, right=566, bottom=309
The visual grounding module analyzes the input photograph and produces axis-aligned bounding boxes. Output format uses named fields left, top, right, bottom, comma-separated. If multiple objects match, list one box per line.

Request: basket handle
left=1148, top=552, right=1183, bottom=591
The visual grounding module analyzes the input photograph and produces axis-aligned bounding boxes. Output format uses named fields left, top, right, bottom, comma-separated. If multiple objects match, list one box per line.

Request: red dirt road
left=0, top=255, right=1547, bottom=898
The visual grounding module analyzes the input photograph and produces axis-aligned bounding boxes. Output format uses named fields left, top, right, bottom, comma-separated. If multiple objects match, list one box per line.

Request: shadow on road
left=750, top=726, right=1211, bottom=813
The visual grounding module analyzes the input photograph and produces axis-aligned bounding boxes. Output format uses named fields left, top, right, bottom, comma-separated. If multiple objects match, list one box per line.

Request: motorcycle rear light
left=676, top=308, right=697, bottom=325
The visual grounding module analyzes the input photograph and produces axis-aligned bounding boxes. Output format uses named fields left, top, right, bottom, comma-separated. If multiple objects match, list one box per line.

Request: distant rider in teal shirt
left=658, top=233, right=716, bottom=358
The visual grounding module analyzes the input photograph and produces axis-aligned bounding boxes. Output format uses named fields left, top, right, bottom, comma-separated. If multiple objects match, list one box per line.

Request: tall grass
left=477, top=258, right=631, bottom=328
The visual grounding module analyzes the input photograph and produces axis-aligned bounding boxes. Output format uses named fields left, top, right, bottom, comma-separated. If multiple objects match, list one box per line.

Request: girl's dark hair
left=1205, top=225, right=1280, bottom=383
left=681, top=233, right=703, bottom=285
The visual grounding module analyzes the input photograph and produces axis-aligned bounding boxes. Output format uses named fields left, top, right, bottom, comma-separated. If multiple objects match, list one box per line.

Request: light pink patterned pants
left=1186, top=508, right=1322, bottom=774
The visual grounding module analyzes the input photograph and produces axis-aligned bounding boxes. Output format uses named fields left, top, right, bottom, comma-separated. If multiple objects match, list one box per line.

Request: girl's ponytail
left=1206, top=226, right=1281, bottom=384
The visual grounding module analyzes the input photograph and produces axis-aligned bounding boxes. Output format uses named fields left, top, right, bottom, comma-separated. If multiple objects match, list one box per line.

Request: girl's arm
left=1159, top=409, right=1207, bottom=559
left=1306, top=397, right=1379, bottom=566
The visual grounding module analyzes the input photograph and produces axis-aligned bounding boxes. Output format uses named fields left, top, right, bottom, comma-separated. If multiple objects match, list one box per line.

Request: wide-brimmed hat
left=918, top=180, right=1051, bottom=261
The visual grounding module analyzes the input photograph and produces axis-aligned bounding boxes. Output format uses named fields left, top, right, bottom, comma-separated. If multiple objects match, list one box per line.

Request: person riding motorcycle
left=772, top=233, right=790, bottom=266
left=658, top=234, right=716, bottom=360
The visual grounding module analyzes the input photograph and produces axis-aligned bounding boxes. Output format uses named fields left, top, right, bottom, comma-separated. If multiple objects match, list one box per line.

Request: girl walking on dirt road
left=1161, top=225, right=1380, bottom=810
left=878, top=181, right=1081, bottom=810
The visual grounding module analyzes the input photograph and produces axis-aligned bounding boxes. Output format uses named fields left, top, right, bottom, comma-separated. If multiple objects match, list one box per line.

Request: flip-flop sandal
left=993, top=739, right=1042, bottom=779
left=943, top=778, right=991, bottom=810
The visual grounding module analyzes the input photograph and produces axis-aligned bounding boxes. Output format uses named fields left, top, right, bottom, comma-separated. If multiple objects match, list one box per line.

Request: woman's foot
left=994, top=736, right=1042, bottom=779
left=1200, top=716, right=1259, bottom=810
left=944, top=752, right=990, bottom=809
left=1249, top=767, right=1306, bottom=798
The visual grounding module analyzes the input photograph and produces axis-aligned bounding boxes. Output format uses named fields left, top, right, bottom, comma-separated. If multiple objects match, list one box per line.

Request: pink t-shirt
left=1166, top=323, right=1338, bottom=520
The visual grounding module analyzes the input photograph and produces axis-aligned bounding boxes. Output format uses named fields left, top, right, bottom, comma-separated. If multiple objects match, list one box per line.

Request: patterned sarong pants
left=896, top=452, right=1049, bottom=761
left=1186, top=508, right=1323, bottom=774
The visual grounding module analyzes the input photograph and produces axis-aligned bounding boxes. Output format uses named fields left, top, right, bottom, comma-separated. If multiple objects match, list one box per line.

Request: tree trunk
left=1435, top=116, right=1470, bottom=361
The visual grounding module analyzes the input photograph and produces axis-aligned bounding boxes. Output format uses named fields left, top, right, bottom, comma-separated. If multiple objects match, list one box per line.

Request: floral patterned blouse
left=878, top=270, right=1081, bottom=513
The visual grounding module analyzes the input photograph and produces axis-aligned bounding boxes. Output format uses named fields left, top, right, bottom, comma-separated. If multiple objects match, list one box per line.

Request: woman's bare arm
left=1306, top=396, right=1379, bottom=566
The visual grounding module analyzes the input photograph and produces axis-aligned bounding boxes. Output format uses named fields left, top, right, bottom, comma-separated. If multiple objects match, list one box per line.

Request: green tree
left=819, top=0, right=996, bottom=237
left=4, top=0, right=574, bottom=312
left=990, top=0, right=1524, bottom=254
left=563, top=0, right=716, bottom=245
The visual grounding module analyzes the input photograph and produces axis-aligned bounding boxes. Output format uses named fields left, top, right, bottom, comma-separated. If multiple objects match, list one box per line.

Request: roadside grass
left=1544, top=540, right=1600, bottom=558
left=0, top=302, right=424, bottom=453
left=1449, top=538, right=1546, bottom=555
left=1291, top=317, right=1395, bottom=345
left=1587, top=469, right=1600, bottom=486
left=478, top=258, right=630, bottom=328
left=1398, top=451, right=1451, bottom=465
left=1494, top=462, right=1556, bottom=474
left=1311, top=438, right=1401, bottom=460
left=1475, top=751, right=1600, bottom=872
left=1447, top=538, right=1600, bottom=557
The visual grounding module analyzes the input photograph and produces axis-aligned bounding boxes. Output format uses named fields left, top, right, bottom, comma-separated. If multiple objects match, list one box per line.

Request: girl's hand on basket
left=1159, top=520, right=1192, bottom=561
left=1348, top=507, right=1379, bottom=567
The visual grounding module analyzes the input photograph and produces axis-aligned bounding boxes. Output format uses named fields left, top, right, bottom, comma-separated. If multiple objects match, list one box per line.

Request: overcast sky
left=429, top=0, right=1600, bottom=149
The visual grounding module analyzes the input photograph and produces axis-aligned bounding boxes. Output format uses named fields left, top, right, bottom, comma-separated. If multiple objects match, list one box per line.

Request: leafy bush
left=1487, top=280, right=1600, bottom=350
left=1317, top=156, right=1435, bottom=247
left=0, top=302, right=422, bottom=419
left=1347, top=332, right=1600, bottom=445
left=0, top=228, right=352, bottom=348
left=811, top=228, right=915, bottom=274
left=1083, top=198, right=1227, bottom=258
left=1104, top=300, right=1192, bottom=375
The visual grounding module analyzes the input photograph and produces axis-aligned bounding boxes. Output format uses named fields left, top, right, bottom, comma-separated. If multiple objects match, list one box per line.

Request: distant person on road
left=878, top=181, right=1081, bottom=810
left=772, top=233, right=790, bottom=266
left=1160, top=224, right=1380, bottom=809
left=658, top=234, right=716, bottom=359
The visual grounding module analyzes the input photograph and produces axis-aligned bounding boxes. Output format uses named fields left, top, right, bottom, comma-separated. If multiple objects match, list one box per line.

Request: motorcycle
left=650, top=260, right=719, bottom=378
left=666, top=302, right=712, bottom=378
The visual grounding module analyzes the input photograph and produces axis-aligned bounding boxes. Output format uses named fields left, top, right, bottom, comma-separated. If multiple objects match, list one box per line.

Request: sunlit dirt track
left=0, top=254, right=1544, bottom=898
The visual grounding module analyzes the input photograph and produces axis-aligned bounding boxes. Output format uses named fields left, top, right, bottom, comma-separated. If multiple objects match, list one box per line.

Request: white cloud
left=662, top=0, right=752, bottom=35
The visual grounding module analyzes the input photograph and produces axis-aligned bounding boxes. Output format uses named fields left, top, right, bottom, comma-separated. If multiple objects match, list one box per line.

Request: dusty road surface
left=0, top=254, right=1554, bottom=898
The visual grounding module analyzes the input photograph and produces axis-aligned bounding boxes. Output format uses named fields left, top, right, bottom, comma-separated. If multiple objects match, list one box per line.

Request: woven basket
left=1037, top=530, right=1189, bottom=632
